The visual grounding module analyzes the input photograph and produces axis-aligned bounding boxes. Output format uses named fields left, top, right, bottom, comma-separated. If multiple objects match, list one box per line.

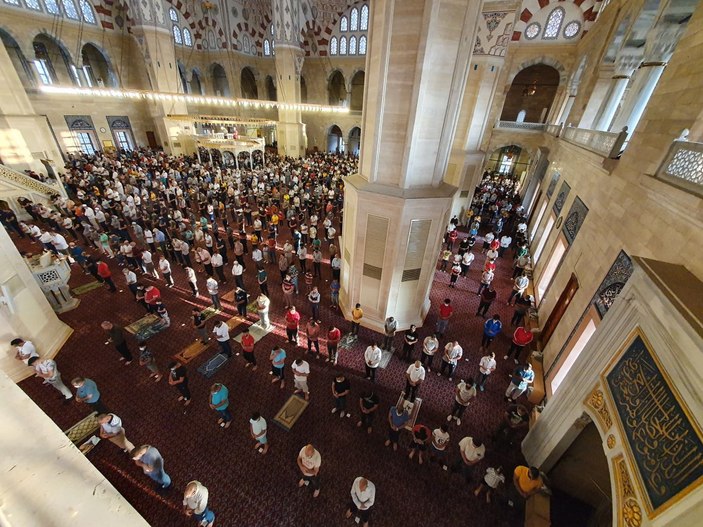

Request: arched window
left=359, top=35, right=367, bottom=55
left=360, top=5, right=369, bottom=31
left=25, top=0, right=41, bottom=10
left=169, top=7, right=179, bottom=22
left=329, top=37, right=338, bottom=55
left=44, top=0, right=60, bottom=15
left=62, top=0, right=79, bottom=19
left=350, top=8, right=359, bottom=31
left=349, top=35, right=357, bottom=55
left=183, top=28, right=192, bottom=47
left=242, top=35, right=251, bottom=53
left=79, top=0, right=96, bottom=23
left=340, top=16, right=348, bottom=32
left=263, top=39, right=271, bottom=56
left=270, top=23, right=275, bottom=36
left=339, top=36, right=347, bottom=55
left=173, top=25, right=182, bottom=45
left=543, top=7, right=565, bottom=39
left=4, top=0, right=20, bottom=5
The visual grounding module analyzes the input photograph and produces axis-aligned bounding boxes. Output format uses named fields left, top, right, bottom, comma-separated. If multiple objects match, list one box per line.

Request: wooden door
left=540, top=273, right=579, bottom=348
left=146, top=131, right=158, bottom=149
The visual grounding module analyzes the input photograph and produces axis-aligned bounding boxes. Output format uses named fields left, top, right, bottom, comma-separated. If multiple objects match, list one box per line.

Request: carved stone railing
left=655, top=138, right=703, bottom=197
left=561, top=126, right=628, bottom=159
left=0, top=164, right=61, bottom=196
left=545, top=124, right=562, bottom=137
left=496, top=121, right=546, bottom=131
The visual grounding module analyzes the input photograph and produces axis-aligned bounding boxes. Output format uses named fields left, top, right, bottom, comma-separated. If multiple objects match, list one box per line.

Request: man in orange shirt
left=97, top=259, right=116, bottom=292
left=327, top=325, right=341, bottom=364
left=285, top=306, right=301, bottom=345
left=513, top=465, right=543, bottom=503
left=240, top=328, right=257, bottom=371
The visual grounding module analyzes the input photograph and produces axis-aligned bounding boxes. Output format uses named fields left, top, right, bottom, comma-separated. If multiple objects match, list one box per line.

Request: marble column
left=341, top=0, right=481, bottom=331
left=593, top=53, right=640, bottom=131
left=272, top=0, right=307, bottom=156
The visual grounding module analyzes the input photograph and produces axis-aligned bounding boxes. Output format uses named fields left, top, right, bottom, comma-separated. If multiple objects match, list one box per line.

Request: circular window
left=564, top=21, right=581, bottom=39
left=525, top=23, right=541, bottom=40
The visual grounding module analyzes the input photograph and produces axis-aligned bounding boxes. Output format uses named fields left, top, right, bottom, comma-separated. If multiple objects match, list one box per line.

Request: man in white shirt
left=430, top=425, right=451, bottom=470
left=439, top=341, right=463, bottom=381
left=478, top=352, right=497, bottom=391
left=292, top=358, right=311, bottom=400
left=454, top=436, right=486, bottom=483
left=346, top=477, right=376, bottom=527
left=98, top=413, right=136, bottom=453
left=206, top=276, right=221, bottom=310
left=448, top=378, right=477, bottom=425
left=50, top=231, right=69, bottom=255
left=212, top=320, right=231, bottom=357
left=499, top=235, right=512, bottom=257
left=251, top=246, right=263, bottom=267
left=211, top=252, right=227, bottom=283
left=122, top=268, right=138, bottom=296
left=421, top=334, right=439, bottom=372
left=28, top=356, right=72, bottom=400
left=404, top=360, right=426, bottom=402
left=297, top=444, right=322, bottom=497
left=12, top=338, right=38, bottom=365
left=232, top=261, right=244, bottom=288
left=159, top=255, right=174, bottom=287
left=142, top=249, right=158, bottom=278
left=364, top=344, right=382, bottom=382
left=182, top=480, right=215, bottom=526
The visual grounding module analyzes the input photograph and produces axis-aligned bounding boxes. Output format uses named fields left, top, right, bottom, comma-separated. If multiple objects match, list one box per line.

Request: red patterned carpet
left=16, top=226, right=528, bottom=527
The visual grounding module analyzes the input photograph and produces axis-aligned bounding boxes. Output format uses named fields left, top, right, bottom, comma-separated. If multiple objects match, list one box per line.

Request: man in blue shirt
left=209, top=383, right=232, bottom=428
left=385, top=402, right=410, bottom=451
left=72, top=377, right=107, bottom=414
left=133, top=444, right=172, bottom=490
left=505, top=363, right=535, bottom=401
left=481, top=314, right=502, bottom=350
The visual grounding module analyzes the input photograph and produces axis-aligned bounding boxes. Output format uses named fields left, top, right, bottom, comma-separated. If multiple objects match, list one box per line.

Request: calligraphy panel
left=605, top=331, right=703, bottom=513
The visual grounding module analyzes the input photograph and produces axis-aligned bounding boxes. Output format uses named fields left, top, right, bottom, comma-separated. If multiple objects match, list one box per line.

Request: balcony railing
left=545, top=124, right=562, bottom=137
left=0, top=164, right=61, bottom=196
left=496, top=121, right=546, bottom=131
left=655, top=135, right=703, bottom=197
left=561, top=126, right=627, bottom=159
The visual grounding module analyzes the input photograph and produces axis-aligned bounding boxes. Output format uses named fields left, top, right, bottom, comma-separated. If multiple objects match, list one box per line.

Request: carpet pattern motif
left=16, top=225, right=529, bottom=527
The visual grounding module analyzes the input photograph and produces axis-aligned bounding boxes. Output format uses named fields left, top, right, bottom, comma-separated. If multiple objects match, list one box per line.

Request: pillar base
left=340, top=175, right=457, bottom=332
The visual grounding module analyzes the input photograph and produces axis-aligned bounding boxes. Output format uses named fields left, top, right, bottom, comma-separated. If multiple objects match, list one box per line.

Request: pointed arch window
left=543, top=7, right=565, bottom=40
left=62, top=0, right=79, bottom=19
left=349, top=35, right=357, bottom=55
left=79, top=0, right=96, bottom=23
left=360, top=5, right=369, bottom=31
left=183, top=28, right=193, bottom=47
left=173, top=25, right=182, bottom=45
left=340, top=16, right=348, bottom=32
left=339, top=36, right=347, bottom=55
left=350, top=8, right=359, bottom=31
left=169, top=7, right=179, bottom=22
left=359, top=35, right=367, bottom=55
left=264, top=39, right=271, bottom=56
left=44, top=0, right=60, bottom=15
left=330, top=37, right=338, bottom=55
left=25, top=0, right=42, bottom=10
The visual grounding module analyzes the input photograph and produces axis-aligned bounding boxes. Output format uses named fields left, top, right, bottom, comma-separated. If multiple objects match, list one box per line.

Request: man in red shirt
left=436, top=299, right=453, bottom=338
left=144, top=285, right=161, bottom=313
left=306, top=319, right=321, bottom=357
left=285, top=306, right=301, bottom=345
left=505, top=326, right=534, bottom=364
left=240, top=328, right=257, bottom=371
left=327, top=325, right=341, bottom=364
left=97, top=259, right=116, bottom=292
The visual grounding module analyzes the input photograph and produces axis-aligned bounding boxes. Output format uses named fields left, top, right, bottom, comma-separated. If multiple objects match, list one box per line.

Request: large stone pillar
left=592, top=53, right=640, bottom=131
left=340, top=0, right=481, bottom=331
left=272, top=0, right=307, bottom=156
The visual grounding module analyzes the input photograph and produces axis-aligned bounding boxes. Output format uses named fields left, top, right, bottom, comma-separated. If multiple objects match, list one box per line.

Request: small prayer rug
left=273, top=395, right=309, bottom=431
left=173, top=340, right=210, bottom=364
left=71, top=281, right=103, bottom=295
left=197, top=352, right=230, bottom=379
left=378, top=350, right=394, bottom=369
left=125, top=314, right=167, bottom=341
left=232, top=322, right=273, bottom=344
left=200, top=305, right=220, bottom=322
left=64, top=411, right=99, bottom=445
left=221, top=290, right=235, bottom=302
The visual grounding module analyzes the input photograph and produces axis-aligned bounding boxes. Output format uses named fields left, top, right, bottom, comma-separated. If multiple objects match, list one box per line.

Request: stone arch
left=265, top=75, right=277, bottom=101
left=509, top=56, right=568, bottom=86
left=328, top=70, right=346, bottom=106
left=327, top=124, right=344, bottom=153
left=81, top=42, right=119, bottom=87
left=349, top=70, right=365, bottom=112
left=210, top=63, right=230, bottom=96
left=0, top=28, right=35, bottom=88
left=32, top=33, right=77, bottom=86
left=501, top=64, right=561, bottom=123
left=190, top=67, right=204, bottom=95
left=240, top=66, right=259, bottom=99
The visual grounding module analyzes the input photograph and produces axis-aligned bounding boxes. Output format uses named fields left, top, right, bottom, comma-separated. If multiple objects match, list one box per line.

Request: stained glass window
left=264, top=39, right=271, bottom=56
left=173, top=25, right=182, bottom=45
left=329, top=37, right=338, bottom=55
left=44, top=0, right=60, bottom=15
left=349, top=35, right=357, bottom=55
left=62, top=0, right=79, bottom=19
left=340, top=16, right=348, bottom=32
left=339, top=36, right=347, bottom=55
left=360, top=5, right=369, bottom=31
left=79, top=0, right=95, bottom=23
left=169, top=7, right=178, bottom=22
left=25, top=0, right=42, bottom=10
left=350, top=8, right=358, bottom=31
left=183, top=28, right=192, bottom=47
left=359, top=35, right=367, bottom=55
left=525, top=23, right=540, bottom=40
left=543, top=7, right=565, bottom=39
left=563, top=21, right=581, bottom=39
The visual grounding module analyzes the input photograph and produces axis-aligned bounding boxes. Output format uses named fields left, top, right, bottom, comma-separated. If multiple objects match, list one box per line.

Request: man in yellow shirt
left=513, top=465, right=543, bottom=499
left=351, top=303, right=364, bottom=337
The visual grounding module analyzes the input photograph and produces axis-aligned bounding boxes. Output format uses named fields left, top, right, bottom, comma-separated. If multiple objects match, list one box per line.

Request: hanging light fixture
left=522, top=81, right=537, bottom=97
